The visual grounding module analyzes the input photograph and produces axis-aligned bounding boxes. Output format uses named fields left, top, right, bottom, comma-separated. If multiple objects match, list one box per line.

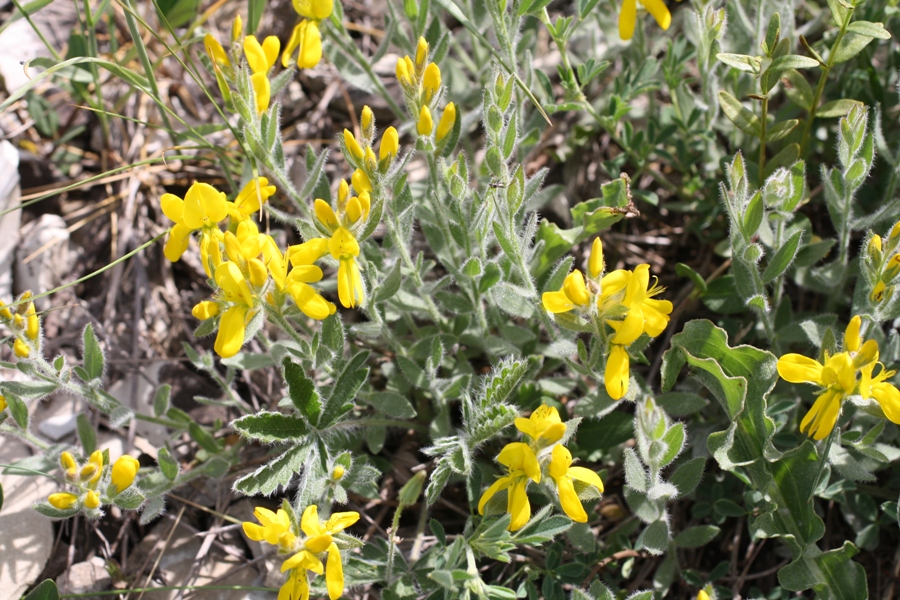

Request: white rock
left=0, top=437, right=56, bottom=600
left=36, top=412, right=78, bottom=441
left=56, top=556, right=112, bottom=598
left=0, top=141, right=20, bottom=301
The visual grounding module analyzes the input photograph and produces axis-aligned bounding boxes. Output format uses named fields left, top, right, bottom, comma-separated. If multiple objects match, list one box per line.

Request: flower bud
left=361, top=105, right=374, bottom=140
left=0, top=300, right=11, bottom=320
left=890, top=220, right=900, bottom=241
left=25, top=303, right=39, bottom=340
left=332, top=465, right=345, bottom=480
left=422, top=63, right=441, bottom=102
left=86, top=450, right=103, bottom=484
left=192, top=300, right=220, bottom=321
left=60, top=452, right=77, bottom=478
left=338, top=179, right=350, bottom=205
left=415, top=36, right=429, bottom=70
left=204, top=33, right=230, bottom=67
left=417, top=105, right=434, bottom=136
left=13, top=338, right=29, bottom=358
left=589, top=237, right=604, bottom=279
left=48, top=492, right=78, bottom=510
left=886, top=254, right=900, bottom=283
left=351, top=168, right=372, bottom=194
left=13, top=313, right=23, bottom=329
left=396, top=57, right=413, bottom=87
left=868, top=234, right=883, bottom=267
left=871, top=280, right=886, bottom=302
left=232, top=15, right=243, bottom=42
left=248, top=259, right=268, bottom=287
left=111, top=455, right=140, bottom=493
left=343, top=129, right=364, bottom=161
left=364, top=146, right=377, bottom=172
left=0, top=395, right=6, bottom=412
left=379, top=126, right=399, bottom=161
left=436, top=102, right=455, bottom=143
left=84, top=490, right=101, bottom=509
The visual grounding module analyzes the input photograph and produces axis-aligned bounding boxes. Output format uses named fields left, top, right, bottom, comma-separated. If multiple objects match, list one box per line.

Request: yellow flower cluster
left=0, top=291, right=40, bottom=358
left=284, top=0, right=333, bottom=69
left=864, top=221, right=900, bottom=303
left=160, top=178, right=336, bottom=358
left=618, top=0, right=672, bottom=41
left=777, top=316, right=900, bottom=440
left=542, top=238, right=673, bottom=400
left=395, top=37, right=456, bottom=144
left=242, top=504, right=359, bottom=600
left=48, top=451, right=139, bottom=512
left=205, top=15, right=281, bottom=115
left=478, top=405, right=603, bottom=531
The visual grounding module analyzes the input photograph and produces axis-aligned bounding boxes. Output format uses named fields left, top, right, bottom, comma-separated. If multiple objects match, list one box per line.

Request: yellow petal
left=415, top=36, right=429, bottom=69
left=642, top=300, right=672, bottom=338
left=436, top=103, right=456, bottom=143
left=293, top=0, right=333, bottom=20
left=324, top=511, right=360, bottom=534
left=563, top=270, right=590, bottom=306
left=60, top=451, right=77, bottom=472
left=289, top=238, right=330, bottom=266
left=351, top=168, right=372, bottom=193
left=800, top=388, right=842, bottom=440
left=164, top=223, right=193, bottom=262
left=204, top=33, right=230, bottom=67
left=242, top=521, right=268, bottom=541
left=557, top=475, right=587, bottom=522
left=325, top=543, right=344, bottom=600
left=48, top=492, right=78, bottom=510
left=507, top=479, right=531, bottom=531
left=380, top=126, right=399, bottom=161
left=304, top=533, right=332, bottom=554
left=160, top=193, right=185, bottom=224
left=542, top=290, right=576, bottom=313
left=243, top=35, right=267, bottom=73
left=111, top=455, right=140, bottom=493
left=281, top=549, right=323, bottom=573
left=777, top=354, right=824, bottom=384
left=289, top=283, right=332, bottom=320
left=871, top=383, right=900, bottom=424
left=478, top=475, right=513, bottom=514
left=262, top=36, right=280, bottom=69
left=84, top=490, right=101, bottom=509
left=567, top=466, right=604, bottom=493
left=605, top=344, right=630, bottom=400
left=300, top=504, right=320, bottom=537
left=619, top=0, right=637, bottom=40
left=361, top=105, right=374, bottom=135
left=251, top=72, right=271, bottom=114
left=183, top=182, right=227, bottom=229
left=609, top=305, right=644, bottom=345
left=548, top=444, right=572, bottom=479
left=297, top=20, right=322, bottom=69
left=248, top=258, right=268, bottom=287
left=314, top=199, right=340, bottom=230
left=417, top=105, right=434, bottom=136
left=423, top=62, right=441, bottom=101
left=396, top=56, right=412, bottom=86
left=215, top=305, right=248, bottom=358
left=639, top=0, right=671, bottom=30
left=329, top=228, right=360, bottom=260
left=343, top=129, right=364, bottom=161
left=844, top=316, right=862, bottom=352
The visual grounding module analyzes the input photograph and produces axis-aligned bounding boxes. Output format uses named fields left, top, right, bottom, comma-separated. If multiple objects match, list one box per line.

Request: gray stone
left=37, top=412, right=78, bottom=441
left=0, top=141, right=20, bottom=301
left=56, top=556, right=112, bottom=599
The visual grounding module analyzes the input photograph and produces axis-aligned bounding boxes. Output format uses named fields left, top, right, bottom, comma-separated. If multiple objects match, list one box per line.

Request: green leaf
left=782, top=69, right=814, bottom=111
left=718, top=91, right=761, bottom=136
left=153, top=384, right=171, bottom=418
left=23, top=579, right=59, bottom=600
left=512, top=515, right=573, bottom=544
left=742, top=191, right=765, bottom=238
left=0, top=380, right=58, bottom=400
left=81, top=324, right=104, bottom=382
left=766, top=54, right=819, bottom=74
left=233, top=446, right=310, bottom=495
left=231, top=411, right=310, bottom=443
left=76, top=414, right=96, bottom=455
left=659, top=423, right=685, bottom=467
left=284, top=359, right=320, bottom=426
left=375, top=260, right=403, bottom=303
left=320, top=351, right=369, bottom=428
left=762, top=229, right=803, bottom=283
left=247, top=0, right=266, bottom=34
left=577, top=411, right=633, bottom=451
left=817, top=99, right=864, bottom=118
left=716, top=53, right=760, bottom=74
left=189, top=423, right=220, bottom=454
left=831, top=32, right=876, bottom=64
left=220, top=353, right=276, bottom=370
left=657, top=393, right=707, bottom=418
left=674, top=525, right=720, bottom=548
left=7, top=395, right=28, bottom=429
left=367, top=392, right=417, bottom=419
left=675, top=262, right=708, bottom=294
left=777, top=541, right=867, bottom=598
left=155, top=0, right=200, bottom=27
left=846, top=21, right=891, bottom=40
left=764, top=144, right=800, bottom=179
left=157, top=447, right=178, bottom=481
left=766, top=119, right=799, bottom=143
left=636, top=520, right=669, bottom=554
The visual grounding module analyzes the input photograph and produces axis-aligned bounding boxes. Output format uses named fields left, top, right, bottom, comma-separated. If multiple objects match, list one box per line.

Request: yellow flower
left=280, top=505, right=360, bottom=600
left=285, top=239, right=336, bottom=319
left=417, top=105, right=434, bottom=136
left=211, top=262, right=258, bottom=358
left=777, top=316, right=879, bottom=439
left=478, top=442, right=541, bottom=531
left=605, top=264, right=672, bottom=345
left=279, top=568, right=310, bottom=600
left=436, top=102, right=456, bottom=143
left=48, top=492, right=79, bottom=510
left=379, top=126, right=399, bottom=162
left=618, top=0, right=671, bottom=41
left=0, top=299, right=11, bottom=319
left=244, top=35, right=280, bottom=114
left=396, top=56, right=413, bottom=88
left=160, top=183, right=228, bottom=263
left=111, top=455, right=140, bottom=493
left=283, top=20, right=322, bottom=69
left=60, top=451, right=78, bottom=479
left=698, top=590, right=711, bottom=600
left=361, top=105, right=374, bottom=137
left=0, top=394, right=7, bottom=412
left=351, top=168, right=372, bottom=194
left=331, top=465, right=345, bottom=480
left=84, top=490, right=101, bottom=509
left=228, top=177, right=276, bottom=222
left=232, top=15, right=243, bottom=41
left=414, top=36, right=429, bottom=70
left=243, top=506, right=298, bottom=549
left=547, top=444, right=604, bottom=523
left=293, top=0, right=333, bottom=20
left=330, top=229, right=365, bottom=309
left=25, top=302, right=39, bottom=340
left=514, top=404, right=566, bottom=445
left=343, top=129, right=364, bottom=161
left=605, top=344, right=630, bottom=400
left=204, top=33, right=230, bottom=67
left=542, top=270, right=590, bottom=314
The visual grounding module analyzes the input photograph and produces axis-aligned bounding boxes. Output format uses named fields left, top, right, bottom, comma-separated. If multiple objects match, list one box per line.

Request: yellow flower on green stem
left=204, top=33, right=230, bottom=67
left=605, top=264, right=672, bottom=346
left=228, top=178, right=277, bottom=223
left=605, top=344, right=631, bottom=400
left=293, top=0, right=333, bottom=20
left=111, top=455, right=140, bottom=493
left=285, top=239, right=336, bottom=319
left=436, top=103, right=456, bottom=143
left=284, top=20, right=322, bottom=69
left=279, top=504, right=360, bottom=600
left=209, top=261, right=258, bottom=358
left=547, top=444, right=604, bottom=523
left=478, top=442, right=541, bottom=531
left=514, top=404, right=566, bottom=445
left=618, top=0, right=671, bottom=41
left=777, top=316, right=879, bottom=440
left=243, top=506, right=298, bottom=550
left=313, top=194, right=368, bottom=309
left=160, top=182, right=228, bottom=264
left=860, top=362, right=900, bottom=425
left=48, top=492, right=78, bottom=510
